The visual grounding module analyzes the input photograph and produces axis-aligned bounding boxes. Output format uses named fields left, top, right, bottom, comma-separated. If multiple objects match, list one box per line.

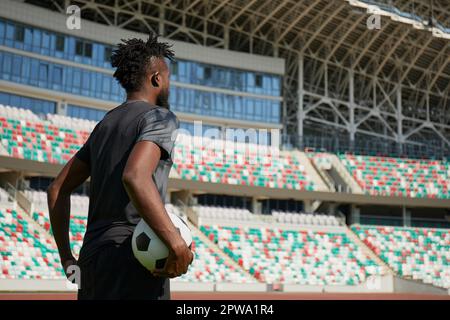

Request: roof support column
left=396, top=86, right=403, bottom=155
left=349, top=69, right=355, bottom=152
left=297, top=53, right=304, bottom=149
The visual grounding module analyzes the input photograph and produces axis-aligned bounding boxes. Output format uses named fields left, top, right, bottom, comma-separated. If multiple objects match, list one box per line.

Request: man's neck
left=126, top=92, right=156, bottom=105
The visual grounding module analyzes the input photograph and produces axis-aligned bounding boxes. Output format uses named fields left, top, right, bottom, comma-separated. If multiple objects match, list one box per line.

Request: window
left=5, top=23, right=14, bottom=40
left=170, top=61, right=178, bottom=76
left=255, top=74, right=263, bottom=87
left=55, top=35, right=65, bottom=51
left=67, top=105, right=106, bottom=122
left=52, top=66, right=62, bottom=84
left=75, top=40, right=83, bottom=55
left=76, top=40, right=93, bottom=58
left=204, top=67, right=212, bottom=79
left=84, top=42, right=92, bottom=57
left=196, top=65, right=204, bottom=80
left=73, top=70, right=81, bottom=89
left=12, top=56, right=21, bottom=76
left=30, top=59, right=39, bottom=82
left=1, top=53, right=12, bottom=76
left=0, top=91, right=56, bottom=115
left=42, top=32, right=50, bottom=49
left=38, top=63, right=48, bottom=82
left=14, top=25, right=24, bottom=42
left=0, top=21, right=5, bottom=41
left=104, top=46, right=112, bottom=62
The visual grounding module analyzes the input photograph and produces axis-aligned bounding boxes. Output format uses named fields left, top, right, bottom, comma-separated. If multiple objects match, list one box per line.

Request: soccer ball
left=132, top=213, right=193, bottom=272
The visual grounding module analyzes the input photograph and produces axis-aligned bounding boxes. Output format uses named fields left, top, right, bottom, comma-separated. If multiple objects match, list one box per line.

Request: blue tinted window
left=0, top=51, right=126, bottom=103
left=0, top=91, right=56, bottom=115
left=67, top=104, right=106, bottom=121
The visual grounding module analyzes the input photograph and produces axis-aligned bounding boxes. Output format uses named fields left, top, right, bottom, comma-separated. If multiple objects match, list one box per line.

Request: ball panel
left=155, top=258, right=167, bottom=269
left=135, top=232, right=151, bottom=251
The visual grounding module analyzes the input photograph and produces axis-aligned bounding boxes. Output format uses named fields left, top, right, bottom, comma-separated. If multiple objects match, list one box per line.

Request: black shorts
left=77, top=238, right=170, bottom=300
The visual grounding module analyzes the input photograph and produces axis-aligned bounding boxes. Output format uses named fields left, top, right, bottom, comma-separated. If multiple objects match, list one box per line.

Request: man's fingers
left=153, top=269, right=178, bottom=278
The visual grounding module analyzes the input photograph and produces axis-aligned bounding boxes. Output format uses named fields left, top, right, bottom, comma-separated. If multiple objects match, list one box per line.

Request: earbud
left=151, top=74, right=159, bottom=87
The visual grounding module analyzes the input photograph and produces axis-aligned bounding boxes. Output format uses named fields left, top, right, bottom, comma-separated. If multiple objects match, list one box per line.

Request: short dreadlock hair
left=111, top=33, right=175, bottom=93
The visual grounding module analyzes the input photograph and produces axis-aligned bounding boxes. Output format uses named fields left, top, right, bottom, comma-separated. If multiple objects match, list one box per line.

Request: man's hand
left=48, top=156, right=89, bottom=279
left=152, top=242, right=194, bottom=278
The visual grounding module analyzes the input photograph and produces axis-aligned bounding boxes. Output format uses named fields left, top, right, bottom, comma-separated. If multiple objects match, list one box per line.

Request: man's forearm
left=122, top=175, right=185, bottom=251
left=47, top=188, right=73, bottom=261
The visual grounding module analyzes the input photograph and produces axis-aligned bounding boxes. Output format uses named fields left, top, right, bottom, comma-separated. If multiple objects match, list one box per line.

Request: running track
left=0, top=292, right=449, bottom=300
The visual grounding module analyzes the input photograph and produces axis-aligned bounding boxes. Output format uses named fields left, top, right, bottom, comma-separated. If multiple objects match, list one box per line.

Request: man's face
left=156, top=61, right=171, bottom=109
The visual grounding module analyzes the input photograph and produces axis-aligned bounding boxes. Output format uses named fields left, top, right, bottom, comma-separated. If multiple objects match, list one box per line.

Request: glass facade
left=0, top=51, right=125, bottom=102
left=0, top=18, right=114, bottom=69
left=67, top=104, right=106, bottom=122
left=169, top=60, right=281, bottom=96
left=0, top=91, right=55, bottom=115
left=169, top=86, right=280, bottom=123
left=0, top=17, right=282, bottom=128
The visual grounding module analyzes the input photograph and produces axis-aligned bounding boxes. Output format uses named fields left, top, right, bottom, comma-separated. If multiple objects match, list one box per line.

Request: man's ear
left=151, top=72, right=160, bottom=87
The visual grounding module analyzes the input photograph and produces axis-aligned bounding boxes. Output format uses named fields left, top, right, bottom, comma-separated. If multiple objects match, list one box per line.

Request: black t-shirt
left=75, top=100, right=179, bottom=264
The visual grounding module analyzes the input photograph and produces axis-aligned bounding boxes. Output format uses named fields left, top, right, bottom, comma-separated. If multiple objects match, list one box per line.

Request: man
left=47, top=34, right=193, bottom=300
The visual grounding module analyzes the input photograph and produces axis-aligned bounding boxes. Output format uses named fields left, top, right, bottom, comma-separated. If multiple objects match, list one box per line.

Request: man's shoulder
left=141, top=106, right=179, bottom=127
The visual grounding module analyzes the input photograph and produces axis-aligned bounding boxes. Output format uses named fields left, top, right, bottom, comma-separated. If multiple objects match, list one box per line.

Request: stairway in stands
left=344, top=225, right=394, bottom=276
left=186, top=220, right=257, bottom=283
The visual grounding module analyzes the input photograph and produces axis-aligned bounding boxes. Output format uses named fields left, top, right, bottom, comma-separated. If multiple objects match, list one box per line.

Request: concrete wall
left=1, top=276, right=447, bottom=295
left=393, top=277, right=448, bottom=295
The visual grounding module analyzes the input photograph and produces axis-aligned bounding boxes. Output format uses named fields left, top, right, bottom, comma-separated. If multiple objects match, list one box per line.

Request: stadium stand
left=178, top=233, right=255, bottom=283
left=352, top=225, right=450, bottom=289
left=2, top=110, right=450, bottom=201
left=0, top=207, right=64, bottom=279
left=1, top=0, right=450, bottom=298
left=46, top=114, right=97, bottom=133
left=0, top=112, right=320, bottom=192
left=340, top=154, right=450, bottom=199
left=200, top=224, right=384, bottom=285
left=0, top=104, right=40, bottom=122
left=0, top=114, right=90, bottom=164
left=173, top=134, right=320, bottom=191
left=272, top=211, right=340, bottom=226
left=194, top=205, right=255, bottom=221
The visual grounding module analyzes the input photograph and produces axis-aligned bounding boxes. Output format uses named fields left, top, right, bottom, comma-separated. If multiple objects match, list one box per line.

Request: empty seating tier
left=0, top=208, right=64, bottom=279
left=179, top=233, right=255, bottom=283
left=173, top=135, right=318, bottom=191
left=340, top=154, right=450, bottom=199
left=0, top=117, right=89, bottom=164
left=200, top=225, right=382, bottom=285
left=272, top=211, right=340, bottom=226
left=352, top=225, right=450, bottom=289
left=195, top=205, right=254, bottom=221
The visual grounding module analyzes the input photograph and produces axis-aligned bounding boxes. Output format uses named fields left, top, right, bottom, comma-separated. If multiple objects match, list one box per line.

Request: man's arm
left=122, top=140, right=192, bottom=278
left=47, top=157, right=90, bottom=274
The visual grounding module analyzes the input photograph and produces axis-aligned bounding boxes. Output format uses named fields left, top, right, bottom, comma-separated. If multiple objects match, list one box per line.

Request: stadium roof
left=14, top=0, right=450, bottom=154
left=22, top=0, right=449, bottom=96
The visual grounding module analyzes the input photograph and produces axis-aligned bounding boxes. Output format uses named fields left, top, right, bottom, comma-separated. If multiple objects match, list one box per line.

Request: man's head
left=111, top=33, right=175, bottom=108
